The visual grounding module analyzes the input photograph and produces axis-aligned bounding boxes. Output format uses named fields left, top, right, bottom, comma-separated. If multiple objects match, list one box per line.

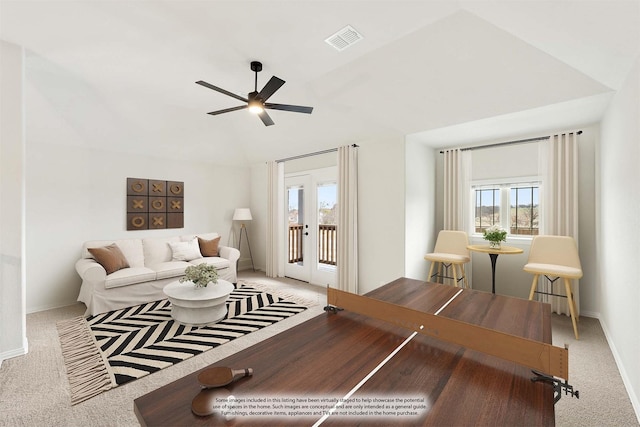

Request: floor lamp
left=233, top=208, right=255, bottom=272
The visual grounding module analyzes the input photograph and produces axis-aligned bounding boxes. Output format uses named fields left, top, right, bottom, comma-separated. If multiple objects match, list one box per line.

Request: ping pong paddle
left=191, top=387, right=232, bottom=417
left=198, top=367, right=253, bottom=389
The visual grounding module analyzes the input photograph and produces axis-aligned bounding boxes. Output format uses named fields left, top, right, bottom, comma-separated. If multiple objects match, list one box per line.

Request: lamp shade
left=233, top=208, right=253, bottom=221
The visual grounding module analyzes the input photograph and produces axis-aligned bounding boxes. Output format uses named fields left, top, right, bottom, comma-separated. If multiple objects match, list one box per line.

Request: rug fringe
left=238, top=281, right=319, bottom=307
left=57, top=316, right=114, bottom=405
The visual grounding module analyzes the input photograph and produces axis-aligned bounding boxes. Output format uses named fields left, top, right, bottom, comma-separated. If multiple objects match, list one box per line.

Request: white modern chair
left=523, top=235, right=582, bottom=339
left=424, top=230, right=470, bottom=288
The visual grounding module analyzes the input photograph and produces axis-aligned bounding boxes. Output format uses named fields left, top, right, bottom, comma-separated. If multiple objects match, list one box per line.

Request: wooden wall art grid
left=127, top=178, right=184, bottom=230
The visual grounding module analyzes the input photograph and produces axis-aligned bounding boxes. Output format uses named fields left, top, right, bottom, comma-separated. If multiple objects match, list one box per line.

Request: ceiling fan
left=196, top=61, right=313, bottom=126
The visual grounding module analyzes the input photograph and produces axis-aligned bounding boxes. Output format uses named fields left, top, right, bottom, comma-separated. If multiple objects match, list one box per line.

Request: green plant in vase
left=483, top=224, right=507, bottom=249
left=180, top=263, right=219, bottom=288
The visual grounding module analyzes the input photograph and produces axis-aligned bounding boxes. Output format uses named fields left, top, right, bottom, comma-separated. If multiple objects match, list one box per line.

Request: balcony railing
left=287, top=224, right=337, bottom=266
left=288, top=224, right=304, bottom=263
left=318, top=224, right=337, bottom=266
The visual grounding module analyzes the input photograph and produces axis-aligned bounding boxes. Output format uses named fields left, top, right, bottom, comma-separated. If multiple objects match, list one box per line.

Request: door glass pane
left=317, top=183, right=337, bottom=267
left=287, top=185, right=304, bottom=265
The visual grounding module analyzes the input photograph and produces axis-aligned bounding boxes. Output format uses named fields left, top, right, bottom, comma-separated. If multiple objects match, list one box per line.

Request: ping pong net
left=324, top=287, right=579, bottom=403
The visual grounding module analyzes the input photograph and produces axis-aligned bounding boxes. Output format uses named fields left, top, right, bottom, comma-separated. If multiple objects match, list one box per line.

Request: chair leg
left=462, top=264, right=469, bottom=288
left=564, top=277, right=579, bottom=340
left=528, top=275, right=539, bottom=300
left=428, top=262, right=435, bottom=283
left=452, top=263, right=459, bottom=287
left=456, top=264, right=467, bottom=288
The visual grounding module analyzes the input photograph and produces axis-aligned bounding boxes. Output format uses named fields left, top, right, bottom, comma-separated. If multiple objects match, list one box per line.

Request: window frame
left=470, top=176, right=542, bottom=241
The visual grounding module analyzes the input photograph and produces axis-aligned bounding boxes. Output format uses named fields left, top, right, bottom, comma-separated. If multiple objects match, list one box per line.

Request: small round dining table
left=467, top=244, right=524, bottom=294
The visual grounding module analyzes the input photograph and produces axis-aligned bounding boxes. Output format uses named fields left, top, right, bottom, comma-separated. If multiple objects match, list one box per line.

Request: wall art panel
left=127, top=177, right=183, bottom=230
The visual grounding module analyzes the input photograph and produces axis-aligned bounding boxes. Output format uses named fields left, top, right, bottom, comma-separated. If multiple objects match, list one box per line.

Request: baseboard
left=26, top=301, right=84, bottom=314
left=598, top=317, right=640, bottom=423
left=237, top=258, right=256, bottom=271
left=580, top=309, right=600, bottom=318
left=0, top=340, right=28, bottom=368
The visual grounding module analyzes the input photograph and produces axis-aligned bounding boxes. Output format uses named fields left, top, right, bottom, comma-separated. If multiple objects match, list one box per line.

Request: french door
left=284, top=168, right=337, bottom=286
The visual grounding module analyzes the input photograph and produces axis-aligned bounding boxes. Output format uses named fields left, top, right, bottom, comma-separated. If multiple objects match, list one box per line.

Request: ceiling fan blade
left=257, top=76, right=285, bottom=102
left=265, top=103, right=313, bottom=114
left=207, top=105, right=247, bottom=116
left=196, top=80, right=248, bottom=103
left=257, top=110, right=275, bottom=126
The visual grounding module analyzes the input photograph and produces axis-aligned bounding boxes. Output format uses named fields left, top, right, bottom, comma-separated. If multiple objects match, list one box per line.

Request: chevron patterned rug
left=57, top=283, right=311, bottom=405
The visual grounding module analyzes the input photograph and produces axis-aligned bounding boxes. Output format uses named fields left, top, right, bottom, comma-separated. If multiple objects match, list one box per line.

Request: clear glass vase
left=489, top=241, right=501, bottom=249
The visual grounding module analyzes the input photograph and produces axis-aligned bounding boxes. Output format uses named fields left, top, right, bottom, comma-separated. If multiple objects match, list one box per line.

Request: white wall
left=0, top=40, right=28, bottom=363
left=599, top=57, right=640, bottom=418
left=283, top=152, right=337, bottom=174
left=404, top=137, right=436, bottom=280
left=250, top=162, right=268, bottom=273
left=357, top=138, right=406, bottom=294
left=25, top=142, right=250, bottom=312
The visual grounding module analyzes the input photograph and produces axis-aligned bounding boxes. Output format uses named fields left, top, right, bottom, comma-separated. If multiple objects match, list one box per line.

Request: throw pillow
left=88, top=244, right=130, bottom=275
left=169, top=238, right=203, bottom=261
left=198, top=236, right=221, bottom=257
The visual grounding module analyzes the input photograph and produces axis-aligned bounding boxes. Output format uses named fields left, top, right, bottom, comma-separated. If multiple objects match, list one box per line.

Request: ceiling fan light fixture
left=248, top=99, right=264, bottom=114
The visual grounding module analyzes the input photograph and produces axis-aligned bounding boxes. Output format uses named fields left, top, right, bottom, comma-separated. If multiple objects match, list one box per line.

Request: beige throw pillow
left=198, top=236, right=220, bottom=257
left=88, top=244, right=130, bottom=275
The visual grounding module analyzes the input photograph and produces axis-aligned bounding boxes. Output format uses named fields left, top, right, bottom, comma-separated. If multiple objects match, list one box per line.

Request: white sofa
left=76, top=232, right=240, bottom=316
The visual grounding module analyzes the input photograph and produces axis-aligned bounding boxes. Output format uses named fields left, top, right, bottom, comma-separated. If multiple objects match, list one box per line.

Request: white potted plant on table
left=180, top=264, right=219, bottom=288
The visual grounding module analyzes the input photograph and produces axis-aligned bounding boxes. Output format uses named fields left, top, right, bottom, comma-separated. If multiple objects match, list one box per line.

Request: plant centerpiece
left=180, top=263, right=219, bottom=288
left=483, top=224, right=507, bottom=249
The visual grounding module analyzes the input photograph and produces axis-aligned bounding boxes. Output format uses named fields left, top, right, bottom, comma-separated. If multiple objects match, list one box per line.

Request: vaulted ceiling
left=2, top=1, right=638, bottom=165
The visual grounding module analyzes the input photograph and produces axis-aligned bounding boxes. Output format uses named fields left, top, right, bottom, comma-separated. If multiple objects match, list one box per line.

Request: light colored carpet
left=0, top=272, right=637, bottom=426
left=553, top=313, right=639, bottom=426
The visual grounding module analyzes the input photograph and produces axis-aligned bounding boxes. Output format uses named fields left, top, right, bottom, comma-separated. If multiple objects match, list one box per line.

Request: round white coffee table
left=163, top=279, right=235, bottom=325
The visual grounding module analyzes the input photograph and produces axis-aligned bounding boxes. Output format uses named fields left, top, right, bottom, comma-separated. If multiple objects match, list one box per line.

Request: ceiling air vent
left=325, top=25, right=363, bottom=51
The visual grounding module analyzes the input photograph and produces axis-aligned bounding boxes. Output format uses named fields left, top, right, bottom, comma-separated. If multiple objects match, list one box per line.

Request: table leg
left=489, top=253, right=499, bottom=294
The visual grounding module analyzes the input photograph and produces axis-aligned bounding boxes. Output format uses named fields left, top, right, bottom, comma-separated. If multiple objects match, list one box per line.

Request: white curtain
left=337, top=145, right=358, bottom=293
left=266, top=161, right=284, bottom=278
left=443, top=149, right=472, bottom=231
left=539, top=132, right=580, bottom=315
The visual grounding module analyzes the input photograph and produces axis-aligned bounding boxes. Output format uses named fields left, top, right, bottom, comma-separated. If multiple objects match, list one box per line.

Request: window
left=510, top=186, right=539, bottom=235
left=473, top=182, right=540, bottom=237
left=475, top=188, right=500, bottom=232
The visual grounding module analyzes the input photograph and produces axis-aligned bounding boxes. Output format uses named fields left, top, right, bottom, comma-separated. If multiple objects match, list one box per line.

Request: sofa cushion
left=169, top=238, right=202, bottom=261
left=87, top=244, right=130, bottom=275
left=104, top=267, right=157, bottom=289
left=143, top=236, right=180, bottom=266
left=198, top=236, right=220, bottom=257
left=151, top=261, right=192, bottom=280
left=189, top=257, right=230, bottom=270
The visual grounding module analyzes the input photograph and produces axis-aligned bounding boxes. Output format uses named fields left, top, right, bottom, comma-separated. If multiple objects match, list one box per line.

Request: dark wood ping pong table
left=134, top=277, right=555, bottom=426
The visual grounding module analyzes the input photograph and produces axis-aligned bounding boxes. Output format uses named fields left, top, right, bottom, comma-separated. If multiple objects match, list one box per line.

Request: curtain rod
left=439, top=130, right=582, bottom=154
left=275, top=144, right=359, bottom=163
